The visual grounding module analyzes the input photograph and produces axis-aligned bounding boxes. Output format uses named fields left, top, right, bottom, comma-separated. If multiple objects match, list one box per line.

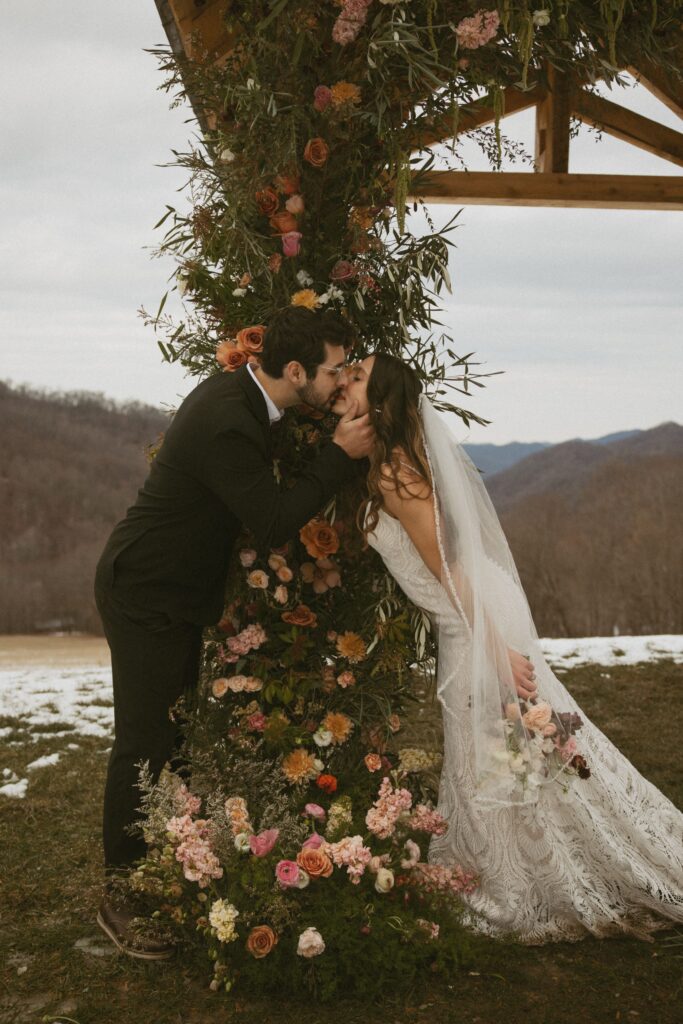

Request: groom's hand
left=332, top=399, right=374, bottom=460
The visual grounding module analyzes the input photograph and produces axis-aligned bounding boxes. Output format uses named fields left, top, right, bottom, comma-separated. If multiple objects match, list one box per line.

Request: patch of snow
left=539, top=634, right=683, bottom=669
left=26, top=752, right=61, bottom=771
left=0, top=778, right=29, bottom=799
left=0, top=664, right=114, bottom=740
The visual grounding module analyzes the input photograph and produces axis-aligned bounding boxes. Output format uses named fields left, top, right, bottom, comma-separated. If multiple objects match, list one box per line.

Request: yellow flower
left=330, top=81, right=362, bottom=107
left=336, top=631, right=367, bottom=663
left=282, top=749, right=318, bottom=784
left=322, top=711, right=354, bottom=745
left=291, top=289, right=320, bottom=310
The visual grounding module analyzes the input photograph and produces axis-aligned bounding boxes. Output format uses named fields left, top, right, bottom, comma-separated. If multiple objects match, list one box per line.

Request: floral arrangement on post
left=126, top=0, right=679, bottom=1000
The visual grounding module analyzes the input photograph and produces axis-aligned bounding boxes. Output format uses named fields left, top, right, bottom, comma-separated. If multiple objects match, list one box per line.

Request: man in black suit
left=94, top=307, right=371, bottom=958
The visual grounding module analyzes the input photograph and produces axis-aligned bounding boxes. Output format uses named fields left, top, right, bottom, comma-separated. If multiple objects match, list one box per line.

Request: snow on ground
left=0, top=635, right=681, bottom=799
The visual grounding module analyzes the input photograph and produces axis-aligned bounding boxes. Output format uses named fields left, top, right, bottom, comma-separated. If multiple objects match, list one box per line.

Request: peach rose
left=522, top=701, right=553, bottom=732
left=299, top=519, right=340, bottom=558
left=247, top=570, right=269, bottom=589
left=285, top=193, right=305, bottom=215
left=296, top=847, right=333, bottom=878
left=303, top=137, right=329, bottom=167
left=246, top=924, right=278, bottom=958
left=255, top=186, right=279, bottom=216
left=268, top=252, right=283, bottom=273
left=273, top=585, right=288, bottom=604
left=269, top=210, right=299, bottom=234
left=364, top=753, right=382, bottom=772
left=238, top=272, right=252, bottom=288
left=268, top=553, right=287, bottom=571
left=276, top=566, right=294, bottom=583
left=216, top=341, right=248, bottom=371
left=281, top=604, right=317, bottom=627
left=211, top=677, right=229, bottom=699
left=235, top=325, right=265, bottom=354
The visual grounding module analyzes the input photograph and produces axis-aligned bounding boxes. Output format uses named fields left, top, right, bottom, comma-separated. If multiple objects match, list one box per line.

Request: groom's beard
left=295, top=380, right=337, bottom=413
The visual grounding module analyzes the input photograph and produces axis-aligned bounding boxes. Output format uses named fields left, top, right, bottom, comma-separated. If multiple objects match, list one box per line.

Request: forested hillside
left=1, top=382, right=680, bottom=637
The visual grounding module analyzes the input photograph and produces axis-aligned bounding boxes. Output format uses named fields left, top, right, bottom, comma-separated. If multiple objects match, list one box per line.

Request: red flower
left=316, top=774, right=338, bottom=794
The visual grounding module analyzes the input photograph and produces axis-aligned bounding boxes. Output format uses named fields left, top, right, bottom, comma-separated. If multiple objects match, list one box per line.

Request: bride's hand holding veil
left=377, top=456, right=537, bottom=702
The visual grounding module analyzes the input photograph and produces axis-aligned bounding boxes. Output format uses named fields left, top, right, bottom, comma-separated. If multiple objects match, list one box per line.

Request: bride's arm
left=378, top=466, right=538, bottom=701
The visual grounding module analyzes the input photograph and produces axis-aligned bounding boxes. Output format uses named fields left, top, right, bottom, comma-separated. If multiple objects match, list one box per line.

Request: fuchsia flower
left=249, top=828, right=280, bottom=857
left=302, top=832, right=325, bottom=849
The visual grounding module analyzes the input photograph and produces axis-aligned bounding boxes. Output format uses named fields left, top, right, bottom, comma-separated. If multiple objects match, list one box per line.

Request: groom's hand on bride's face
left=332, top=399, right=374, bottom=459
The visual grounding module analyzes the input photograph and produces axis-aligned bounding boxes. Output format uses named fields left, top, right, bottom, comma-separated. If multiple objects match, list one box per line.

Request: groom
left=94, top=306, right=371, bottom=958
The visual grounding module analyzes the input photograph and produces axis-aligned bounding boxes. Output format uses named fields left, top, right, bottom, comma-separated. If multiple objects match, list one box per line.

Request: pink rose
left=559, top=736, right=577, bottom=762
left=302, top=832, right=324, bottom=849
left=239, top=549, right=257, bottom=567
left=313, top=85, right=332, bottom=112
left=304, top=803, right=326, bottom=820
left=282, top=231, right=303, bottom=257
left=330, top=259, right=357, bottom=281
left=249, top=828, right=280, bottom=857
left=275, top=859, right=301, bottom=887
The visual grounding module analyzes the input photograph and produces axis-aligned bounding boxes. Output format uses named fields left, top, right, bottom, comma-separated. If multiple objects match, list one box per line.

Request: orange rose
left=269, top=210, right=299, bottom=234
left=235, top=324, right=265, bottom=354
left=299, top=519, right=340, bottom=558
left=217, top=342, right=248, bottom=372
left=316, top=773, right=337, bottom=794
left=246, top=925, right=278, bottom=959
left=296, top=848, right=333, bottom=878
left=281, top=604, right=317, bottom=627
left=303, top=137, right=329, bottom=167
left=255, top=186, right=279, bottom=216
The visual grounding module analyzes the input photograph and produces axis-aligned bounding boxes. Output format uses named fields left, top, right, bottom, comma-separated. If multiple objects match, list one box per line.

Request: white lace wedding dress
left=366, top=505, right=683, bottom=944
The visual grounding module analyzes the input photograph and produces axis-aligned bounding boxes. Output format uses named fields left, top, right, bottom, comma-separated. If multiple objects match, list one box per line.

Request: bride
left=332, top=352, right=683, bottom=944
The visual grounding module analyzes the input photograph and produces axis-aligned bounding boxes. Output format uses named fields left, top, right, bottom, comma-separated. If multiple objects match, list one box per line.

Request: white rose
left=541, top=738, right=555, bottom=754
left=532, top=9, right=551, bottom=27
left=234, top=832, right=252, bottom=853
left=297, top=926, right=325, bottom=958
left=313, top=758, right=324, bottom=772
left=296, top=270, right=313, bottom=286
left=219, top=148, right=236, bottom=163
left=313, top=728, right=333, bottom=748
left=232, top=287, right=247, bottom=297
left=375, top=867, right=395, bottom=893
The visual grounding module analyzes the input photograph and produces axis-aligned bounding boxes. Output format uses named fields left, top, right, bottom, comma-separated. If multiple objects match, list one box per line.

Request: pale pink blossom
left=211, top=677, right=230, bottom=699
left=225, top=623, right=267, bottom=656
left=249, top=828, right=280, bottom=857
left=304, top=803, right=326, bottom=820
left=274, top=585, right=288, bottom=604
left=285, top=194, right=305, bottom=215
left=276, top=566, right=294, bottom=583
left=408, top=804, right=448, bottom=837
left=239, top=549, right=257, bottom=567
left=267, top=554, right=287, bottom=571
left=321, top=835, right=372, bottom=884
left=173, top=783, right=202, bottom=817
left=410, top=862, right=478, bottom=896
left=558, top=736, right=578, bottom=761
left=337, top=670, right=356, bottom=689
left=246, top=711, right=267, bottom=732
left=365, top=777, right=413, bottom=839
left=455, top=9, right=500, bottom=50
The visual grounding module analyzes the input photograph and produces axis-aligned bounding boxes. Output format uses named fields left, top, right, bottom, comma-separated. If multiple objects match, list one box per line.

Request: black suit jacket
left=96, top=365, right=358, bottom=625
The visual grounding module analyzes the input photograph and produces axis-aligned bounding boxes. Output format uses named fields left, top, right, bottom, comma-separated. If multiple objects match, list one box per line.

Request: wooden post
left=535, top=64, right=572, bottom=173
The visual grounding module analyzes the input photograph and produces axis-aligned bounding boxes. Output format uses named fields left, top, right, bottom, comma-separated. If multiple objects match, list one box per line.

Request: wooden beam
left=407, top=171, right=683, bottom=209
left=411, top=86, right=546, bottom=154
left=573, top=88, right=683, bottom=167
left=535, top=64, right=571, bottom=172
left=165, top=0, right=235, bottom=62
left=628, top=57, right=683, bottom=120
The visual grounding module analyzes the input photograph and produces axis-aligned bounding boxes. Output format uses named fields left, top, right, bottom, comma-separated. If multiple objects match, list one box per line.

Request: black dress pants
left=95, top=580, right=203, bottom=873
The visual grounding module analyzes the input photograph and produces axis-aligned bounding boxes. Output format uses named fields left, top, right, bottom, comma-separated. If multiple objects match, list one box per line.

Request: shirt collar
left=246, top=362, right=284, bottom=424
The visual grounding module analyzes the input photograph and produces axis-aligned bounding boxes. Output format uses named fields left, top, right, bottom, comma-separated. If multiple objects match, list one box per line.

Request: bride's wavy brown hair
left=358, top=352, right=432, bottom=539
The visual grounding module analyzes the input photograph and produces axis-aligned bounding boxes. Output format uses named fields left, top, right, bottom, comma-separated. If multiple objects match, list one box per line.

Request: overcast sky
left=1, top=1, right=681, bottom=444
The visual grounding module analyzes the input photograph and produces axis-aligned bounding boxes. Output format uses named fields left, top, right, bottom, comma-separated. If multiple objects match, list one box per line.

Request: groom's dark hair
left=260, top=306, right=356, bottom=379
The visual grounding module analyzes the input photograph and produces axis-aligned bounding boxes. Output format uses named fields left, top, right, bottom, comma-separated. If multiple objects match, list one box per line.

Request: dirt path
left=0, top=634, right=109, bottom=668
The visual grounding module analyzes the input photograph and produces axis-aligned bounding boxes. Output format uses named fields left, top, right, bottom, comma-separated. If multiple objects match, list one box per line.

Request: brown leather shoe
left=97, top=896, right=175, bottom=961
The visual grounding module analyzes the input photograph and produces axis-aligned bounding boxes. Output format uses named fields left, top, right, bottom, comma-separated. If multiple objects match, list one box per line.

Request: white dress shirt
left=247, top=362, right=284, bottom=424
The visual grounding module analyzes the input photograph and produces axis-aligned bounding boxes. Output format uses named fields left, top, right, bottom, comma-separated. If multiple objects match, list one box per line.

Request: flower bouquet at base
left=502, top=696, right=590, bottom=797
left=121, top=761, right=479, bottom=1002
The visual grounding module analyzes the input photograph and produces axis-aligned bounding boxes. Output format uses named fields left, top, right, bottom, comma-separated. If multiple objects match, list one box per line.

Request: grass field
left=1, top=656, right=681, bottom=1024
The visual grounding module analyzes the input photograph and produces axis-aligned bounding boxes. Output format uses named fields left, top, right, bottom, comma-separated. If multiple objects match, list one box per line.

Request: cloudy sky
left=1, top=2, right=681, bottom=444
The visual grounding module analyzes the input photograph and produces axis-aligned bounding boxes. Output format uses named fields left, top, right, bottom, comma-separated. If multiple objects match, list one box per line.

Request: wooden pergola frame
left=154, top=0, right=683, bottom=210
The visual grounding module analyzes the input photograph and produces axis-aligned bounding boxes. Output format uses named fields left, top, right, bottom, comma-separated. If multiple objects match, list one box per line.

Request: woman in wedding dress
left=332, top=352, right=683, bottom=945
